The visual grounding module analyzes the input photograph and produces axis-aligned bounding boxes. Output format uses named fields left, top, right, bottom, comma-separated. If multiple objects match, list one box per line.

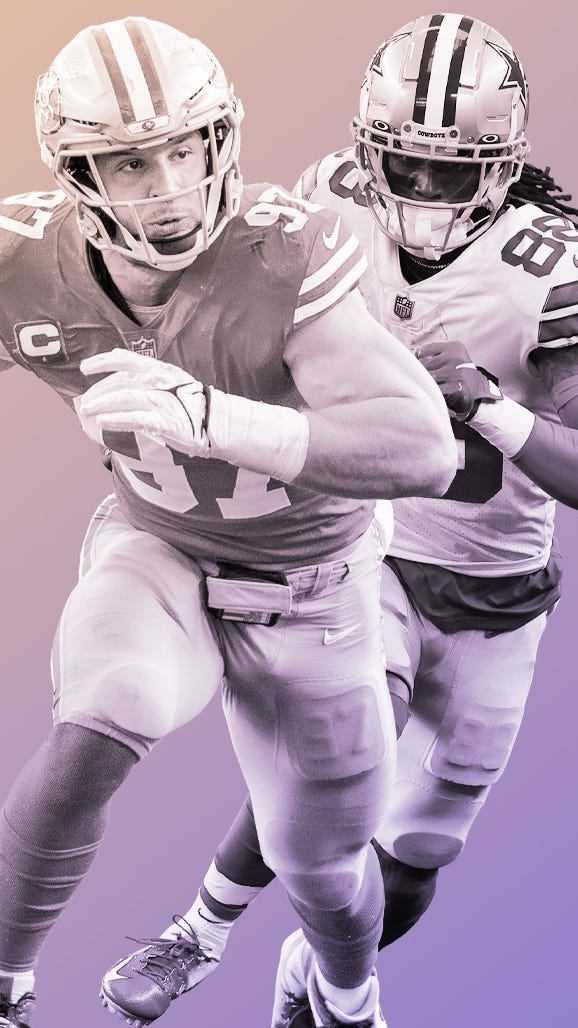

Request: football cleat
left=271, top=930, right=315, bottom=1028
left=100, top=917, right=219, bottom=1026
left=306, top=969, right=387, bottom=1028
left=0, top=989, right=35, bottom=1028
left=272, top=929, right=387, bottom=1028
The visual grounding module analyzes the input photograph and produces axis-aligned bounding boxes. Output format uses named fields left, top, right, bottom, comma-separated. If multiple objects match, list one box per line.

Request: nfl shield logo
left=393, top=295, right=414, bottom=320
left=131, top=337, right=157, bottom=359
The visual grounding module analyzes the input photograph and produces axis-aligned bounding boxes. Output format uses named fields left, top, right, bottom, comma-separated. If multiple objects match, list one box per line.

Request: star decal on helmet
left=368, top=34, right=407, bottom=75
left=487, top=41, right=528, bottom=108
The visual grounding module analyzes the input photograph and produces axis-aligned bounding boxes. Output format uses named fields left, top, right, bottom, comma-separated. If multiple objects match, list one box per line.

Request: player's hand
left=415, top=339, right=502, bottom=421
left=75, top=349, right=210, bottom=455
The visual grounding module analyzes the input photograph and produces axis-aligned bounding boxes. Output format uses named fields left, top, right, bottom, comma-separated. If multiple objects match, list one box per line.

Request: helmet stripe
left=93, top=26, right=137, bottom=124
left=413, top=13, right=444, bottom=124
left=421, top=13, right=464, bottom=128
left=124, top=18, right=169, bottom=118
left=442, top=16, right=474, bottom=126
left=94, top=21, right=166, bottom=125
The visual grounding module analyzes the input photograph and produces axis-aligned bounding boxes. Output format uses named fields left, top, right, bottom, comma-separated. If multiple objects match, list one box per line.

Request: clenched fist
left=416, top=339, right=502, bottom=421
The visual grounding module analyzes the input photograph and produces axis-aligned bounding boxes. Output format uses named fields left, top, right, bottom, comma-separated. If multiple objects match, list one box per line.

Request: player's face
left=94, top=131, right=207, bottom=255
left=382, top=152, right=480, bottom=204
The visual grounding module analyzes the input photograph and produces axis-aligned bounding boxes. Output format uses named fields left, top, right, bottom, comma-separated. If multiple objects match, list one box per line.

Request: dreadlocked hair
left=507, top=162, right=578, bottom=227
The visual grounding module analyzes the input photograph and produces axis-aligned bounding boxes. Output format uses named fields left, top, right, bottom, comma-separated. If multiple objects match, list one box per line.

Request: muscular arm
left=510, top=344, right=578, bottom=507
left=285, top=289, right=457, bottom=498
left=79, top=292, right=457, bottom=500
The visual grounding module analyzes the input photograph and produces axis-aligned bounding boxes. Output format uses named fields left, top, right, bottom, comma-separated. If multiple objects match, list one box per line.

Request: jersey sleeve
left=293, top=150, right=353, bottom=202
left=294, top=157, right=326, bottom=201
left=536, top=278, right=578, bottom=351
left=293, top=208, right=368, bottom=328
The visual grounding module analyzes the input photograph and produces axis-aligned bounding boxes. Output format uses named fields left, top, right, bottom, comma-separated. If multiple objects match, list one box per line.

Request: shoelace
left=127, top=916, right=211, bottom=988
left=0, top=992, right=34, bottom=1026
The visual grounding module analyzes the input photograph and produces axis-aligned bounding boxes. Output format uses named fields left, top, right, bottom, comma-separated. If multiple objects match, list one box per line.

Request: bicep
left=284, top=287, right=442, bottom=412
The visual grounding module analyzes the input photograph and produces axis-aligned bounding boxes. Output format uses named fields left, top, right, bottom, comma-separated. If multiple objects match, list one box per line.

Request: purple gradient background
left=0, top=1, right=576, bottom=1025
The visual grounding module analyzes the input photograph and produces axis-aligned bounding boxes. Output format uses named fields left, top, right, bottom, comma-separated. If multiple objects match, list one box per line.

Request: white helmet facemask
left=357, top=134, right=520, bottom=259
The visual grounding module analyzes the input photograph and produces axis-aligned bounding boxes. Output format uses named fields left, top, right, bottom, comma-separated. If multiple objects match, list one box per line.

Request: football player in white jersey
left=0, top=16, right=456, bottom=1028
left=100, top=13, right=578, bottom=1028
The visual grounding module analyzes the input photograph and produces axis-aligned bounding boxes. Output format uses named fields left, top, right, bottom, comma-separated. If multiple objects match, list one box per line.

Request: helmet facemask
left=54, top=113, right=241, bottom=271
left=355, top=122, right=526, bottom=260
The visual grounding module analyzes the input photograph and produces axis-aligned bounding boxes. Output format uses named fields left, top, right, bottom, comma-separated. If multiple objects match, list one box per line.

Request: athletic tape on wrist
left=468, top=395, right=535, bottom=458
left=206, top=387, right=310, bottom=482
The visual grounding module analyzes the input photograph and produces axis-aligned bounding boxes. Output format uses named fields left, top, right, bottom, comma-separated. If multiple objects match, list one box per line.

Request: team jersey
left=296, top=149, right=578, bottom=577
left=0, top=183, right=372, bottom=567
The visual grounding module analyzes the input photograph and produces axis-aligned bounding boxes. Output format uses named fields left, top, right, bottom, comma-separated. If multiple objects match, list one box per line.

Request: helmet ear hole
left=63, top=157, right=97, bottom=194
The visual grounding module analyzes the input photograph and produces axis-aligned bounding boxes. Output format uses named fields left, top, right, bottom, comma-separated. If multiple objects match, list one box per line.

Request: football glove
left=76, top=349, right=309, bottom=482
left=416, top=339, right=502, bottom=421
left=76, top=349, right=209, bottom=454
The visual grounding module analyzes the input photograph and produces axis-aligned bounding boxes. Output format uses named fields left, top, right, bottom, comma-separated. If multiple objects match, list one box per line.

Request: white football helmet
left=353, top=13, right=530, bottom=259
left=35, top=17, right=243, bottom=270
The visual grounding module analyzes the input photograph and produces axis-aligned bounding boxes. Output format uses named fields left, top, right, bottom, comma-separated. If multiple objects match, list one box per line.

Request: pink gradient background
left=0, top=2, right=576, bottom=1025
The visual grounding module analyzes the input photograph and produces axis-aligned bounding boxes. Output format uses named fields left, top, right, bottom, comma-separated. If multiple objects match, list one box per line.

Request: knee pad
left=282, top=864, right=365, bottom=912
left=78, top=662, right=178, bottom=744
left=263, top=813, right=370, bottom=911
left=391, top=830, right=464, bottom=868
left=372, top=841, right=438, bottom=949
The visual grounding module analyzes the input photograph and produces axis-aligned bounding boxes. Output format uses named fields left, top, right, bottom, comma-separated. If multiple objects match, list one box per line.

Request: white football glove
left=76, top=348, right=309, bottom=482
left=75, top=349, right=210, bottom=455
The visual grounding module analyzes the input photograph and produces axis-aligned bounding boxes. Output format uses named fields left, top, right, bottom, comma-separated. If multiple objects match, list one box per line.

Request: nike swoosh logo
left=104, top=959, right=130, bottom=983
left=196, top=907, right=222, bottom=925
left=323, top=623, right=363, bottom=645
left=323, top=217, right=341, bottom=250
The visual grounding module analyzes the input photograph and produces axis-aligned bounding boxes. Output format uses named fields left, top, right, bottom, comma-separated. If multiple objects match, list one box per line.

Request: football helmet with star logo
left=35, top=17, right=243, bottom=270
left=353, top=13, right=530, bottom=259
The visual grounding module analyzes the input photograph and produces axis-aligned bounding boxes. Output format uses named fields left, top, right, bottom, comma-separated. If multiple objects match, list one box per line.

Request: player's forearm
left=293, top=398, right=457, bottom=498
left=512, top=416, right=578, bottom=508
left=77, top=349, right=457, bottom=496
left=468, top=397, right=578, bottom=508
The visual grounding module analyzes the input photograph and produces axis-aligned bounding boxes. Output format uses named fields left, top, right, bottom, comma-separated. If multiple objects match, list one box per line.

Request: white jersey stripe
left=424, top=13, right=462, bottom=126
left=294, top=256, right=368, bottom=324
left=104, top=22, right=157, bottom=123
left=541, top=303, right=578, bottom=321
left=298, top=233, right=360, bottom=296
